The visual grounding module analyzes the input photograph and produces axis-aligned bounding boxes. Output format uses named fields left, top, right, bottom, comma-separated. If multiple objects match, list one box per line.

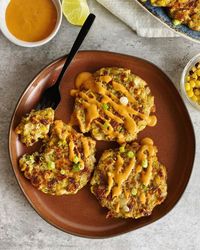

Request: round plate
left=9, top=51, right=195, bottom=238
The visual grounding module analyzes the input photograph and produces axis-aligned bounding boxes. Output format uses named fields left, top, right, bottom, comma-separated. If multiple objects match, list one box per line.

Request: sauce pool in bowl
left=0, top=0, right=62, bottom=47
left=6, top=0, right=57, bottom=42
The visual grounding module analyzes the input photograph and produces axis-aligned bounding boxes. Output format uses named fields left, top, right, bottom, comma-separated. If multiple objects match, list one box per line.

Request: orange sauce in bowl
left=6, top=0, right=57, bottom=42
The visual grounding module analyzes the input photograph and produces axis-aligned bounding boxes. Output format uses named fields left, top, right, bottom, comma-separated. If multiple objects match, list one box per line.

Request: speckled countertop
left=0, top=1, right=200, bottom=249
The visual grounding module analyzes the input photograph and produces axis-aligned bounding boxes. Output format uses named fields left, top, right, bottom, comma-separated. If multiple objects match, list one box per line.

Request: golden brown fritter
left=150, top=0, right=176, bottom=7
left=169, top=0, right=200, bottom=31
left=70, top=68, right=156, bottom=144
left=15, top=108, right=54, bottom=146
left=148, top=0, right=200, bottom=31
left=90, top=138, right=167, bottom=219
left=188, top=13, right=200, bottom=31
left=19, top=120, right=96, bottom=195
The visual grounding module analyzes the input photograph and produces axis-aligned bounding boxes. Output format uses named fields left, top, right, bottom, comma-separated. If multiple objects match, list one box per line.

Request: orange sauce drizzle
left=105, top=137, right=156, bottom=200
left=137, top=138, right=156, bottom=186
left=81, top=137, right=90, bottom=158
left=54, top=120, right=90, bottom=163
left=70, top=72, right=157, bottom=140
left=106, top=155, right=136, bottom=198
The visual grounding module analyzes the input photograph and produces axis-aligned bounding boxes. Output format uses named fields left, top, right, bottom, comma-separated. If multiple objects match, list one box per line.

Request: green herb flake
left=26, top=155, right=31, bottom=160
left=60, top=169, right=66, bottom=175
left=173, top=19, right=182, bottom=26
left=103, top=122, right=109, bottom=129
left=102, top=103, right=109, bottom=110
left=142, top=159, right=148, bottom=168
left=119, top=146, right=125, bottom=153
left=47, top=161, right=55, bottom=170
left=72, top=163, right=80, bottom=172
left=26, top=155, right=34, bottom=163
left=152, top=161, right=157, bottom=167
left=131, top=188, right=137, bottom=196
left=127, top=151, right=135, bottom=158
left=143, top=184, right=148, bottom=191
left=118, top=126, right=124, bottom=132
left=73, top=155, right=79, bottom=164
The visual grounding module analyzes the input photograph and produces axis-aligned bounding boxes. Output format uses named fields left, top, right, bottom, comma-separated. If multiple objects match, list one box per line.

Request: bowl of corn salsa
left=181, top=54, right=200, bottom=111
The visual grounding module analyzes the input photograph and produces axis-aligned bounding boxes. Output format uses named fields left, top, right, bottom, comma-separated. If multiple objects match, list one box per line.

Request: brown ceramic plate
left=9, top=51, right=195, bottom=238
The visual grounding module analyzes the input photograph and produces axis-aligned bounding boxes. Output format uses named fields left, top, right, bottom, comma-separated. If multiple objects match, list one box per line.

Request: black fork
left=35, top=13, right=96, bottom=110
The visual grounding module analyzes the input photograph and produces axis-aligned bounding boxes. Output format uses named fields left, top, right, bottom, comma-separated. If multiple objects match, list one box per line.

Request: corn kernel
left=190, top=80, right=196, bottom=88
left=185, top=82, right=190, bottom=91
left=196, top=80, right=200, bottom=87
left=187, top=90, right=194, bottom=97
left=192, top=73, right=198, bottom=80
left=191, top=95, right=198, bottom=102
left=194, top=89, right=200, bottom=96
left=186, top=76, right=190, bottom=81
left=197, top=69, right=200, bottom=76
left=191, top=66, right=196, bottom=72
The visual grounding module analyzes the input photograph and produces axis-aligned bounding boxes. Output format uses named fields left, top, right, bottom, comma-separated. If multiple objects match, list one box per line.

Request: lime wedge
left=62, top=0, right=90, bottom=26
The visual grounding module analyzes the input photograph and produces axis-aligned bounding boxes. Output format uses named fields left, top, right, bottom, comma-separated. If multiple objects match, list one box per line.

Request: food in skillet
left=147, top=0, right=200, bottom=31
left=19, top=120, right=96, bottom=195
left=15, top=108, right=54, bottom=146
left=70, top=67, right=156, bottom=143
left=90, top=138, right=167, bottom=219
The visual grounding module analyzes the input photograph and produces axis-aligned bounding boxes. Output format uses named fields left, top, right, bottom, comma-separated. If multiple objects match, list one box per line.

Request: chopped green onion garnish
left=127, top=151, right=135, bottom=158
left=42, top=188, right=49, bottom=193
left=26, top=155, right=34, bottom=163
left=173, top=19, right=182, bottom=26
left=72, top=163, right=80, bottom=172
left=47, top=161, right=55, bottom=170
left=118, top=127, right=124, bottom=132
left=102, top=103, right=109, bottom=110
left=152, top=161, right=157, bottom=167
left=131, top=188, right=137, bottom=196
left=142, top=159, right=148, bottom=168
left=73, top=155, right=79, bottom=164
left=119, top=146, right=125, bottom=153
left=103, top=122, right=109, bottom=129
left=60, top=169, right=66, bottom=175
left=58, top=140, right=67, bottom=147
left=26, top=155, right=31, bottom=160
left=143, top=184, right=148, bottom=191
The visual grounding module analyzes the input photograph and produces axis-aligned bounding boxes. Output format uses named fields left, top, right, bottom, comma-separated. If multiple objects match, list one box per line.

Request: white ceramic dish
left=180, top=53, right=200, bottom=111
left=0, top=0, right=62, bottom=47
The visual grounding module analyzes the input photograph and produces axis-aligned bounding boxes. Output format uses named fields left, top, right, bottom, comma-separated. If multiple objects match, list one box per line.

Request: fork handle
left=55, top=13, right=96, bottom=87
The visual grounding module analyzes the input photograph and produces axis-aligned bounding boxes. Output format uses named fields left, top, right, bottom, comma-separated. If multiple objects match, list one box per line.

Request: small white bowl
left=0, top=0, right=62, bottom=47
left=180, top=53, right=200, bottom=111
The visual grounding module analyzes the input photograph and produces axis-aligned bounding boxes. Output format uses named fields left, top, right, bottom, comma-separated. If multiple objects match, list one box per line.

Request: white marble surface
left=0, top=1, right=200, bottom=249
